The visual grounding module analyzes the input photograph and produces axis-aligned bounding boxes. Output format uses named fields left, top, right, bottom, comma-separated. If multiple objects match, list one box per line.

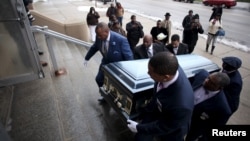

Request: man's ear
left=163, top=75, right=171, bottom=82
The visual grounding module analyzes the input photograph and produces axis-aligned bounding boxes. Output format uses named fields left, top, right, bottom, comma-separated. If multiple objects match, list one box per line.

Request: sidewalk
left=33, top=0, right=250, bottom=124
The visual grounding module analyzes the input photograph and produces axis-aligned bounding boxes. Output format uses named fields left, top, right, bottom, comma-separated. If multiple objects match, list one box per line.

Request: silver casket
left=99, top=54, right=221, bottom=122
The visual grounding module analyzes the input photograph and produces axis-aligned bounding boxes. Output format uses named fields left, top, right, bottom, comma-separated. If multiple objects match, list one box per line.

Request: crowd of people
left=86, top=2, right=225, bottom=56
left=84, top=2, right=243, bottom=141
left=20, top=1, right=243, bottom=140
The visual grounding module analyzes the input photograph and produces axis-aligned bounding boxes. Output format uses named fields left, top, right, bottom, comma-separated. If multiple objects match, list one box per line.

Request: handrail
left=31, top=25, right=92, bottom=48
left=31, top=25, right=93, bottom=76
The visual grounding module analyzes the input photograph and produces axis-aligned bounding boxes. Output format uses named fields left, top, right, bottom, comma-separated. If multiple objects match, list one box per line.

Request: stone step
left=8, top=32, right=103, bottom=140
left=0, top=86, right=13, bottom=130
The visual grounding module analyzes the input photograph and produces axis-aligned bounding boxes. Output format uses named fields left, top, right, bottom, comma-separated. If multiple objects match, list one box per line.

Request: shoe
left=98, top=97, right=106, bottom=103
left=40, top=61, right=48, bottom=67
left=38, top=51, right=44, bottom=55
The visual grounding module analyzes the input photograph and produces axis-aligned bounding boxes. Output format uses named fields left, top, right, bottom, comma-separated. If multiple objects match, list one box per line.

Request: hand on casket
left=127, top=119, right=138, bottom=133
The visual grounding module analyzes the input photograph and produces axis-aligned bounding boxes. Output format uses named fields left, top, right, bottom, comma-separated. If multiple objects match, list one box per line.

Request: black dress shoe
left=40, top=61, right=48, bottom=67
left=98, top=97, right=106, bottom=103
left=38, top=51, right=44, bottom=55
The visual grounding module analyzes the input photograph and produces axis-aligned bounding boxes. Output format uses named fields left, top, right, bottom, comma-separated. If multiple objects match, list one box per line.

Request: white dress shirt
left=147, top=44, right=153, bottom=58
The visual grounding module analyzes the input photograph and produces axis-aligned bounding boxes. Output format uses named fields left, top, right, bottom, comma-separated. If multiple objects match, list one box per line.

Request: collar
left=194, top=87, right=220, bottom=105
left=206, top=89, right=220, bottom=95
left=173, top=47, right=178, bottom=54
left=161, top=70, right=179, bottom=88
left=147, top=44, right=153, bottom=50
left=222, top=69, right=236, bottom=74
left=106, top=31, right=111, bottom=42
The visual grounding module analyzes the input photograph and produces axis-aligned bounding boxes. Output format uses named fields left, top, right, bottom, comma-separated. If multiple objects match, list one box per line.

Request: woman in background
left=86, top=7, right=100, bottom=42
left=206, top=13, right=222, bottom=55
left=116, top=2, right=124, bottom=27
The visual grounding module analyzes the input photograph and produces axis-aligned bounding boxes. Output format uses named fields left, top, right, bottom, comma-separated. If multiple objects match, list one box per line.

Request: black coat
left=182, top=21, right=204, bottom=53
left=185, top=69, right=232, bottom=141
left=136, top=67, right=194, bottom=141
left=165, top=43, right=189, bottom=55
left=86, top=12, right=100, bottom=25
left=126, top=21, right=143, bottom=39
left=150, top=26, right=168, bottom=44
left=224, top=70, right=243, bottom=114
left=134, top=43, right=167, bottom=59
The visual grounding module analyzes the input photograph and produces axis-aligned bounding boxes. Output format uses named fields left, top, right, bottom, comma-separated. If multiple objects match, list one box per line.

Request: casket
left=99, top=54, right=221, bottom=122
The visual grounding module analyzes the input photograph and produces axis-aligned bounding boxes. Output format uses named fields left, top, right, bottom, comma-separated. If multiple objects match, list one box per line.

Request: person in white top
left=206, top=13, right=222, bottom=55
left=161, top=12, right=172, bottom=44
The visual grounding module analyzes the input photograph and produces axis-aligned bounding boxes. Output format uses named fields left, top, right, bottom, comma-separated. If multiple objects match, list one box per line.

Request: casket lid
left=102, top=54, right=220, bottom=93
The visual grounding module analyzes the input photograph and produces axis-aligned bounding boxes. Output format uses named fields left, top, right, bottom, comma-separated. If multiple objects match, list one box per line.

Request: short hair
left=89, top=7, right=95, bottom=13
left=171, top=34, right=180, bottom=42
left=96, top=22, right=109, bottom=32
left=192, top=14, right=199, bottom=19
left=131, top=15, right=136, bottom=19
left=149, top=52, right=179, bottom=75
left=212, top=72, right=230, bottom=88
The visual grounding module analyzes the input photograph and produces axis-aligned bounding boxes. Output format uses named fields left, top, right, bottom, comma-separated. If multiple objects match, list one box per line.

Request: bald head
left=143, top=34, right=153, bottom=48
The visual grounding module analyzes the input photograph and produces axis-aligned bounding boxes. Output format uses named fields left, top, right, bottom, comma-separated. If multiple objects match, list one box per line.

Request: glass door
left=0, top=0, right=44, bottom=87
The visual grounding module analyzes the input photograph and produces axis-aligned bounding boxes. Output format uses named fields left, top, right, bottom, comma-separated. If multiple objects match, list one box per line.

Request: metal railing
left=31, top=25, right=92, bottom=75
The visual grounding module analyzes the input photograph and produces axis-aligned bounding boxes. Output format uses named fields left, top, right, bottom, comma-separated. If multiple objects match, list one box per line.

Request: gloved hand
left=127, top=119, right=138, bottom=133
left=83, top=60, right=88, bottom=67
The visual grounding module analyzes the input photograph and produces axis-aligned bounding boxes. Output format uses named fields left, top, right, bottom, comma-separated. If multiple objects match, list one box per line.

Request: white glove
left=83, top=60, right=88, bottom=67
left=127, top=119, right=138, bottom=133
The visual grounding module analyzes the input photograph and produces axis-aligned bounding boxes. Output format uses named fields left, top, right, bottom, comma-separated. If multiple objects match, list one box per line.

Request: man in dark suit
left=165, top=34, right=189, bottom=55
left=182, top=10, right=193, bottom=44
left=222, top=56, right=243, bottom=114
left=134, top=34, right=167, bottom=59
left=185, top=69, right=231, bottom=141
left=150, top=20, right=168, bottom=44
left=126, top=15, right=144, bottom=52
left=127, top=52, right=194, bottom=141
left=84, top=22, right=134, bottom=102
left=182, top=14, right=204, bottom=53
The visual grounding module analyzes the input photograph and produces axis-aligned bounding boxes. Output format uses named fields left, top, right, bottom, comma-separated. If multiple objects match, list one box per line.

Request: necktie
left=102, top=40, right=108, bottom=56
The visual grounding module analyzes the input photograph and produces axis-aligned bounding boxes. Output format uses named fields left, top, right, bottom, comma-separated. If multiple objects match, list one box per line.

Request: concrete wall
left=31, top=10, right=90, bottom=42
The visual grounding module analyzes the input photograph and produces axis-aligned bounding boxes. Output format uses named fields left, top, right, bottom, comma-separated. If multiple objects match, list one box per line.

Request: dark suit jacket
left=134, top=43, right=167, bottom=59
left=85, top=31, right=133, bottom=64
left=224, top=70, right=243, bottom=114
left=136, top=67, right=194, bottom=141
left=165, top=43, right=189, bottom=55
left=185, top=69, right=232, bottom=141
left=150, top=26, right=168, bottom=43
left=183, top=22, right=204, bottom=53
